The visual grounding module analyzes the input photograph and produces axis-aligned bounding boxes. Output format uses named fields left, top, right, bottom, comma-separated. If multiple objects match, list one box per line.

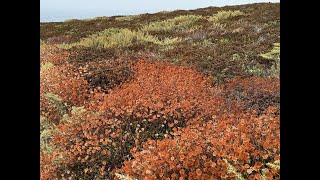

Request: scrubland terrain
left=40, top=3, right=280, bottom=180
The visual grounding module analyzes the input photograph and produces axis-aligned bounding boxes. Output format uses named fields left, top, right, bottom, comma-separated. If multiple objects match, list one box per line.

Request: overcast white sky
left=40, top=0, right=280, bottom=22
left=41, top=0, right=279, bottom=10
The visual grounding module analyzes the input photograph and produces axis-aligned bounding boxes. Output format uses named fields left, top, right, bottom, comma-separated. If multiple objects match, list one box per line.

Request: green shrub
left=83, top=16, right=109, bottom=21
left=40, top=129, right=54, bottom=154
left=267, top=160, right=280, bottom=170
left=56, top=43, right=74, bottom=49
left=40, top=116, right=55, bottom=154
left=152, top=37, right=181, bottom=50
left=208, top=10, right=246, bottom=22
left=40, top=62, right=54, bottom=71
left=40, top=116, right=51, bottom=132
left=210, top=22, right=226, bottom=30
left=259, top=43, right=280, bottom=60
left=243, top=63, right=280, bottom=78
left=80, top=28, right=142, bottom=48
left=259, top=43, right=280, bottom=78
left=58, top=28, right=181, bottom=49
left=224, top=159, right=245, bottom=180
left=141, top=15, right=203, bottom=32
left=224, top=159, right=280, bottom=180
left=242, top=64, right=266, bottom=77
left=45, top=93, right=67, bottom=117
left=115, top=173, right=137, bottom=180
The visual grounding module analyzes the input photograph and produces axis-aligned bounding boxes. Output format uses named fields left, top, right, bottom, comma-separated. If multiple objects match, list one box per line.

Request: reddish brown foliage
left=40, top=47, right=70, bottom=65
left=100, top=60, right=223, bottom=124
left=45, top=60, right=225, bottom=179
left=40, top=60, right=280, bottom=180
left=117, top=108, right=280, bottom=179
left=50, top=111, right=126, bottom=179
left=40, top=62, right=91, bottom=123
left=40, top=150, right=58, bottom=180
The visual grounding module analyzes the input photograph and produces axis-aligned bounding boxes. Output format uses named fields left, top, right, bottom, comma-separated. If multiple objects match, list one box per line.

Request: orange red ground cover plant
left=40, top=59, right=280, bottom=180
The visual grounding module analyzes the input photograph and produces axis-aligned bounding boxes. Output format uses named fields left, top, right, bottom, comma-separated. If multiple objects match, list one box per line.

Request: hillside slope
left=40, top=3, right=280, bottom=180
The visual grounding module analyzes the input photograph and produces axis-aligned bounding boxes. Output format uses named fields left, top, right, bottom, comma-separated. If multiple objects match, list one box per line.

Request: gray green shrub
left=208, top=10, right=246, bottom=22
left=141, top=15, right=203, bottom=32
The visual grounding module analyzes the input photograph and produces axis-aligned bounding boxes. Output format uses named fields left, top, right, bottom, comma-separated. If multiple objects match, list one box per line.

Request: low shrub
left=40, top=62, right=54, bottom=71
left=259, top=43, right=280, bottom=60
left=58, top=28, right=181, bottom=50
left=221, top=77, right=280, bottom=114
left=208, top=10, right=246, bottom=22
left=141, top=15, right=203, bottom=32
left=117, top=108, right=280, bottom=180
left=43, top=60, right=224, bottom=179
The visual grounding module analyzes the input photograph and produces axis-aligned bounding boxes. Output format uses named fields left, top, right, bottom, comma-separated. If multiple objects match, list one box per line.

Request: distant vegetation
left=141, top=15, right=203, bottom=32
left=40, top=3, right=280, bottom=180
left=208, top=10, right=246, bottom=22
left=115, top=15, right=141, bottom=21
left=58, top=28, right=181, bottom=50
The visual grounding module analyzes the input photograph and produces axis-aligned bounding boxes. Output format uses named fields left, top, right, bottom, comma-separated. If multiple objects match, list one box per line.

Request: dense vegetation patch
left=40, top=3, right=280, bottom=180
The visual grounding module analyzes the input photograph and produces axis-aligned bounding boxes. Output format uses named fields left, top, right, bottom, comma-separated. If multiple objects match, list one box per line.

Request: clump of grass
left=141, top=15, right=203, bottom=32
left=40, top=62, right=54, bottom=71
left=259, top=43, right=280, bottom=60
left=208, top=10, right=246, bottom=22
left=115, top=14, right=141, bottom=21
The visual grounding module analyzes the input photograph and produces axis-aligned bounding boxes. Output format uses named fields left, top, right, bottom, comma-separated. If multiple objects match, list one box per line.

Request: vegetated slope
left=40, top=3, right=280, bottom=180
